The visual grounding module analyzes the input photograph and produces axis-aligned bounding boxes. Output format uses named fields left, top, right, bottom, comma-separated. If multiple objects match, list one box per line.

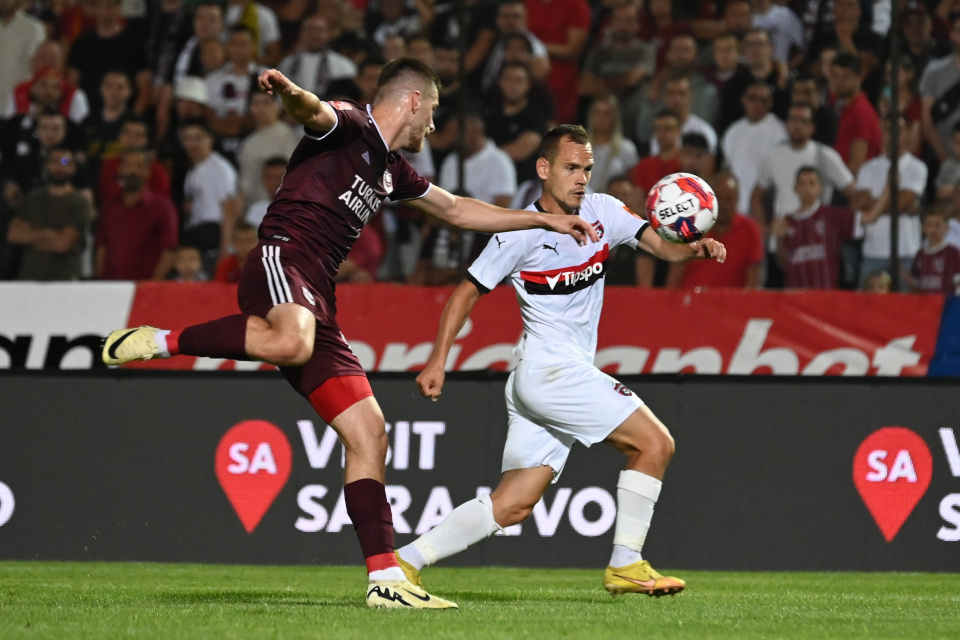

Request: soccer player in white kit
left=395, top=125, right=726, bottom=597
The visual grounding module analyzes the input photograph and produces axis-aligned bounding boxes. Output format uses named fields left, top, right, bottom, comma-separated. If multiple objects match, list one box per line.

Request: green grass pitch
left=2, top=562, right=959, bottom=639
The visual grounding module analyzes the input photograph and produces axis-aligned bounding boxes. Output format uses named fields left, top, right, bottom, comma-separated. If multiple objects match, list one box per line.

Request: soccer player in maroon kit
left=100, top=58, right=598, bottom=610
left=910, top=206, right=960, bottom=294
left=773, top=166, right=880, bottom=289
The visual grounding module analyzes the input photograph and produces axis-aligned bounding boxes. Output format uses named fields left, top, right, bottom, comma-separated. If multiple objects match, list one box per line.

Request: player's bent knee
left=266, top=333, right=312, bottom=366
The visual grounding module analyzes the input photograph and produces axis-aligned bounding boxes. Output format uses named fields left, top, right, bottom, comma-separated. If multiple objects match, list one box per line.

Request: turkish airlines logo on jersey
left=853, top=427, right=933, bottom=542
left=328, top=101, right=353, bottom=111
left=520, top=245, right=610, bottom=295
left=216, top=420, right=293, bottom=533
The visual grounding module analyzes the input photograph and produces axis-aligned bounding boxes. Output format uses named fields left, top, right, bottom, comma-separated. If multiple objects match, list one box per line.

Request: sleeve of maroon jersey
left=303, top=100, right=365, bottom=143
left=389, top=152, right=432, bottom=201
left=830, top=206, right=856, bottom=242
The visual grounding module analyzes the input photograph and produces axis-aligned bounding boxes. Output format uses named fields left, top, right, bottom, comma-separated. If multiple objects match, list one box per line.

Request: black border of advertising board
left=1, top=372, right=959, bottom=572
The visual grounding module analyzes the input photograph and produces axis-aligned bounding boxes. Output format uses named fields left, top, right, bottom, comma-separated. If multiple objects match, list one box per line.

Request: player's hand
left=545, top=214, right=599, bottom=245
left=693, top=237, right=726, bottom=262
left=416, top=362, right=446, bottom=401
left=258, top=69, right=295, bottom=96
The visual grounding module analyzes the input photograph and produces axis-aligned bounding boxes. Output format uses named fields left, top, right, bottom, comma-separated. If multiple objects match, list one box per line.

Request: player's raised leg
left=101, top=302, right=316, bottom=367
left=322, top=393, right=457, bottom=609
left=396, top=465, right=553, bottom=585
left=602, top=405, right=684, bottom=597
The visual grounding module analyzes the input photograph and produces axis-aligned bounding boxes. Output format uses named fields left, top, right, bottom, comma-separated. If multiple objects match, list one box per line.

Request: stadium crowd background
left=3, top=0, right=960, bottom=293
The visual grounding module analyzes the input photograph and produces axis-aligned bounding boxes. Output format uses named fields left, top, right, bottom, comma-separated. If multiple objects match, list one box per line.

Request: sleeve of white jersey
left=597, top=194, right=648, bottom=250
left=466, top=231, right=529, bottom=293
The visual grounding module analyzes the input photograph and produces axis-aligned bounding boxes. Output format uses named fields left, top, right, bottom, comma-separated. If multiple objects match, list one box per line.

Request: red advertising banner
left=124, top=283, right=943, bottom=376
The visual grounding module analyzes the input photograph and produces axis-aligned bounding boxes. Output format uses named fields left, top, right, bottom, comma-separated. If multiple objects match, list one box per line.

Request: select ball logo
left=215, top=420, right=292, bottom=533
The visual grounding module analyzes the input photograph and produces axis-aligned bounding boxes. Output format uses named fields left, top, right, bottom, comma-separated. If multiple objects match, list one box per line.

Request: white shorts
left=501, top=359, right=644, bottom=481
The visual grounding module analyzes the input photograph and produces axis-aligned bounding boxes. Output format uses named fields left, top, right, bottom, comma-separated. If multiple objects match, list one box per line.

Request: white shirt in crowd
left=756, top=139, right=854, bottom=250
left=278, top=50, right=357, bottom=97
left=184, top=151, right=238, bottom=227
left=752, top=5, right=804, bottom=63
left=948, top=218, right=960, bottom=250
left=3, top=89, right=90, bottom=124
left=650, top=114, right=717, bottom=156
left=0, top=10, right=45, bottom=115
left=855, top=152, right=928, bottom=258
left=439, top=139, right=517, bottom=204
left=237, top=120, right=300, bottom=202
left=722, top=113, right=788, bottom=214
left=224, top=2, right=280, bottom=58
left=588, top=139, right=639, bottom=194
left=205, top=63, right=264, bottom=118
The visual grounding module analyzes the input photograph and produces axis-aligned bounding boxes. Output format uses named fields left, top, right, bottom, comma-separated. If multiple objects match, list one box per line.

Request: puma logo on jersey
left=495, top=235, right=505, bottom=249
left=541, top=242, right=559, bottom=254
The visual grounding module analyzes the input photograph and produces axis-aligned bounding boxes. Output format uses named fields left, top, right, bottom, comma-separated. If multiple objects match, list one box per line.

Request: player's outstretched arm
left=416, top=279, right=484, bottom=401
left=410, top=184, right=599, bottom=245
left=638, top=229, right=727, bottom=264
left=258, top=68, right=337, bottom=132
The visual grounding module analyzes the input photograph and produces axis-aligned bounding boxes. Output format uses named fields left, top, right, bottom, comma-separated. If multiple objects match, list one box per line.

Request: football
left=645, top=172, right=718, bottom=243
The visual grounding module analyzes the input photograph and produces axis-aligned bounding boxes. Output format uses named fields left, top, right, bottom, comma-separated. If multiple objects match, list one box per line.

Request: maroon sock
left=344, top=478, right=399, bottom=573
left=174, top=314, right=251, bottom=361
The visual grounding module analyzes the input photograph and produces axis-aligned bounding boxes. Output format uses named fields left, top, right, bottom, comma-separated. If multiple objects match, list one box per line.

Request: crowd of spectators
left=2, top=0, right=960, bottom=294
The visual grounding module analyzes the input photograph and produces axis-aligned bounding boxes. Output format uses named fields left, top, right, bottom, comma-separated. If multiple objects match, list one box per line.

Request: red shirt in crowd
left=98, top=156, right=171, bottom=204
left=782, top=203, right=855, bottom=289
left=214, top=255, right=244, bottom=283
left=96, top=188, right=179, bottom=280
left=631, top=156, right=681, bottom=194
left=525, top=0, right=591, bottom=124
left=912, top=243, right=960, bottom=294
left=679, top=212, right=764, bottom=288
left=834, top=92, right=881, bottom=165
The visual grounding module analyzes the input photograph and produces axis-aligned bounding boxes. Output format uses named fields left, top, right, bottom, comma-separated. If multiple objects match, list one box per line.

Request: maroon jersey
left=912, top=243, right=960, bottom=294
left=782, top=204, right=855, bottom=289
left=260, top=100, right=431, bottom=279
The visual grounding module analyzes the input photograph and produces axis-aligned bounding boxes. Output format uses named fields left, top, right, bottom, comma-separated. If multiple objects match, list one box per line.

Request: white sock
left=399, top=494, right=501, bottom=570
left=153, top=330, right=171, bottom=358
left=609, top=470, right=662, bottom=568
left=368, top=566, right=405, bottom=581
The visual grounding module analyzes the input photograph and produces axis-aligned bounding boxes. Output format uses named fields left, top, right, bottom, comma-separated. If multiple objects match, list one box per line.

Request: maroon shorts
left=237, top=240, right=367, bottom=405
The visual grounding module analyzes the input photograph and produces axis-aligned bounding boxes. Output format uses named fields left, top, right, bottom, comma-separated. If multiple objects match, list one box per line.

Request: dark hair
left=502, top=32, right=534, bottom=54
left=745, top=80, right=773, bottom=95
left=499, top=61, right=530, bottom=78
left=121, top=115, right=152, bottom=138
left=263, top=156, right=288, bottom=170
left=374, top=57, right=442, bottom=101
left=179, top=116, right=213, bottom=136
left=537, top=124, right=589, bottom=162
left=681, top=132, right=709, bottom=151
left=229, top=24, right=255, bottom=38
left=653, top=108, right=681, bottom=123
left=832, top=51, right=862, bottom=75
left=795, top=165, right=821, bottom=182
left=951, top=121, right=960, bottom=135
left=359, top=56, right=386, bottom=73
left=606, top=173, right=634, bottom=188
left=744, top=26, right=772, bottom=42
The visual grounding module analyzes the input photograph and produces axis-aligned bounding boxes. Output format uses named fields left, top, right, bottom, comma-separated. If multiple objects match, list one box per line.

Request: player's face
left=403, top=88, right=438, bottom=153
left=541, top=139, right=593, bottom=214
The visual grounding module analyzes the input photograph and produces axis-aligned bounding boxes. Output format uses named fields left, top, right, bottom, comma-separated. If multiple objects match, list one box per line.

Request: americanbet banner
left=0, top=373, right=958, bottom=571
left=0, top=282, right=949, bottom=375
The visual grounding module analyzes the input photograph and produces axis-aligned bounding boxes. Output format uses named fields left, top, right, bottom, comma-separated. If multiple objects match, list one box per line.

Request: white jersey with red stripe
left=467, top=193, right=648, bottom=365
